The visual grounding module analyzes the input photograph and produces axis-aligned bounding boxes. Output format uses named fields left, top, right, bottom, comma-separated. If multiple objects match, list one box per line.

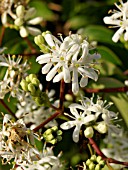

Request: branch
left=33, top=111, right=61, bottom=132
left=84, top=86, right=128, bottom=93
left=88, top=138, right=128, bottom=166
left=0, top=99, right=17, bottom=120
left=59, top=79, right=65, bottom=111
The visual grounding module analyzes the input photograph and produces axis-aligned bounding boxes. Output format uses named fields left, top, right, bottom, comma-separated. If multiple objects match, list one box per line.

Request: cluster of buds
left=43, top=126, right=62, bottom=144
left=86, top=155, right=105, bottom=170
left=20, top=74, right=50, bottom=106
left=14, top=5, right=43, bottom=37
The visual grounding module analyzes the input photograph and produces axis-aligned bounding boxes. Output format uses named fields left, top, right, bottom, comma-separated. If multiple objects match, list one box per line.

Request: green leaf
left=90, top=77, right=124, bottom=89
left=97, top=46, right=122, bottom=65
left=81, top=25, right=114, bottom=44
left=95, top=60, right=123, bottom=76
left=110, top=93, right=128, bottom=126
left=29, top=0, right=55, bottom=21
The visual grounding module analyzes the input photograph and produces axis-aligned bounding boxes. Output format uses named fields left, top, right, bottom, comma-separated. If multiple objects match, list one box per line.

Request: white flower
left=60, top=104, right=96, bottom=142
left=14, top=5, right=43, bottom=37
left=0, top=55, right=30, bottom=99
left=36, top=32, right=100, bottom=94
left=16, top=147, right=63, bottom=170
left=0, top=114, right=39, bottom=166
left=103, top=0, right=128, bottom=42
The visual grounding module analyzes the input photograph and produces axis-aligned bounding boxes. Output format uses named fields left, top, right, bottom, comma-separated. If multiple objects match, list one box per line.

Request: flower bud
left=90, top=155, right=97, bottom=161
left=28, top=83, right=36, bottom=94
left=43, top=129, right=52, bottom=136
left=16, top=5, right=25, bottom=18
left=89, top=162, right=95, bottom=170
left=31, top=78, right=40, bottom=87
left=65, top=94, right=73, bottom=101
left=45, top=134, right=54, bottom=141
left=20, top=26, right=28, bottom=38
left=49, top=139, right=57, bottom=145
left=34, top=35, right=45, bottom=46
left=86, top=159, right=92, bottom=166
left=29, top=74, right=37, bottom=81
left=56, top=136, right=62, bottom=142
left=20, top=79, right=28, bottom=91
left=57, top=130, right=63, bottom=136
left=14, top=18, right=24, bottom=26
left=96, top=156, right=102, bottom=163
left=95, top=164, right=100, bottom=170
left=94, top=122, right=108, bottom=134
left=99, top=160, right=105, bottom=167
left=84, top=126, right=94, bottom=138
left=51, top=126, right=58, bottom=132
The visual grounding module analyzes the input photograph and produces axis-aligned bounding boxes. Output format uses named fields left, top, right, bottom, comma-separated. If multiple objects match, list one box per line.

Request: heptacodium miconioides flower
left=103, top=0, right=128, bottom=42
left=35, top=31, right=101, bottom=94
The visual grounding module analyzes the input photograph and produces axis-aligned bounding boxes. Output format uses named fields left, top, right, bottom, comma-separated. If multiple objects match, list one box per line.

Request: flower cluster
left=103, top=0, right=128, bottom=42
left=60, top=96, right=119, bottom=143
left=0, top=55, right=30, bottom=99
left=0, top=114, right=63, bottom=169
left=0, top=1, right=43, bottom=37
left=35, top=31, right=100, bottom=94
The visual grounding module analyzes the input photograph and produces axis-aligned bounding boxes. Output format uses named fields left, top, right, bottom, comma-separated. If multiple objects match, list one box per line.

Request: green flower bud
left=43, top=129, right=52, bottom=136
left=51, top=126, right=58, bottom=132
left=20, top=79, right=28, bottom=91
left=57, top=130, right=63, bottom=136
left=34, top=34, right=45, bottom=46
left=26, top=76, right=30, bottom=83
left=95, top=164, right=100, bottom=170
left=56, top=135, right=62, bottom=142
left=65, top=94, right=73, bottom=101
left=89, top=162, right=95, bottom=170
left=49, top=139, right=57, bottom=145
left=86, top=159, right=92, bottom=166
left=90, top=155, right=97, bottom=161
left=39, top=45, right=50, bottom=53
left=28, top=83, right=36, bottom=94
left=31, top=78, right=40, bottom=87
left=29, top=74, right=37, bottom=81
left=96, top=156, right=102, bottom=163
left=99, top=160, right=105, bottom=167
left=45, top=134, right=54, bottom=141
left=42, top=31, right=51, bottom=37
left=16, top=5, right=25, bottom=18
left=35, top=92, right=50, bottom=106
left=84, top=126, right=94, bottom=138
left=14, top=18, right=24, bottom=26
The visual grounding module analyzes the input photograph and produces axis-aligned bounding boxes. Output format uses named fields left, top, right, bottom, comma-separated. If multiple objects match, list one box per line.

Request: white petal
left=53, top=72, right=63, bottom=82
left=103, top=16, right=121, bottom=25
left=46, top=63, right=61, bottom=81
left=44, top=33, right=56, bottom=47
left=84, top=114, right=96, bottom=125
left=27, top=26, right=41, bottom=36
left=80, top=77, right=88, bottom=87
left=78, top=67, right=98, bottom=81
left=60, top=121, right=75, bottom=130
left=42, top=63, right=52, bottom=74
left=112, top=27, right=124, bottom=42
left=27, top=17, right=43, bottom=25
left=36, top=54, right=52, bottom=62
left=63, top=66, right=71, bottom=83
left=124, top=28, right=128, bottom=41
left=20, top=26, right=28, bottom=37
left=70, top=107, right=80, bottom=118
left=72, top=68, right=79, bottom=94
left=73, top=125, right=81, bottom=142
left=1, top=12, right=7, bottom=25
left=24, top=7, right=36, bottom=20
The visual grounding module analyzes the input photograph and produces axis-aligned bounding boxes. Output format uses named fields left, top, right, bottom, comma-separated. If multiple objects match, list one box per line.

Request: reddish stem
left=33, top=111, right=61, bottom=132
left=24, top=37, right=37, bottom=53
left=0, top=99, right=17, bottom=120
left=59, top=79, right=65, bottom=111
left=0, top=26, right=5, bottom=46
left=85, top=86, right=128, bottom=93
left=88, top=138, right=128, bottom=166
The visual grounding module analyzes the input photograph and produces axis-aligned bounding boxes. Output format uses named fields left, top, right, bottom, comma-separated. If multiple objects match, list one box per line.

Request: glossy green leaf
left=97, top=46, right=122, bottom=65
left=81, top=25, right=114, bottom=44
